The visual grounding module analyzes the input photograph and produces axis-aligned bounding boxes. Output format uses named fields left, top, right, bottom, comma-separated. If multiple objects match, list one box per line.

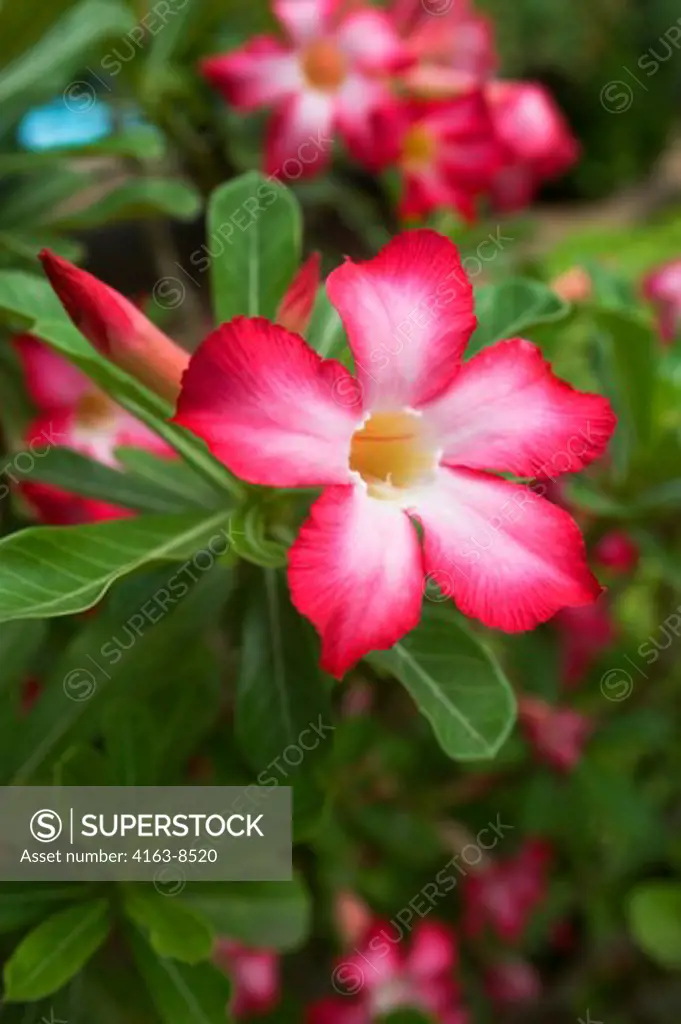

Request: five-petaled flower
left=307, top=919, right=467, bottom=1024
left=174, top=230, right=616, bottom=678
left=13, top=334, right=173, bottom=525
left=201, top=0, right=408, bottom=177
left=463, top=838, right=552, bottom=943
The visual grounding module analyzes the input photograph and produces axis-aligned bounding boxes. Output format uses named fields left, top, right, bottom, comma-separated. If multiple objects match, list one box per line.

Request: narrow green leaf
left=123, top=888, right=214, bottom=965
left=368, top=606, right=516, bottom=761
left=0, top=0, right=135, bottom=109
left=51, top=179, right=202, bottom=231
left=236, top=570, right=332, bottom=833
left=627, top=882, right=681, bottom=969
left=207, top=171, right=301, bottom=323
left=0, top=509, right=233, bottom=622
left=469, top=278, right=570, bottom=356
left=3, top=898, right=111, bottom=1002
left=307, top=286, right=348, bottom=360
left=0, top=883, right=97, bottom=936
left=19, top=447, right=204, bottom=514
left=128, top=927, right=233, bottom=1024
left=591, top=306, right=658, bottom=449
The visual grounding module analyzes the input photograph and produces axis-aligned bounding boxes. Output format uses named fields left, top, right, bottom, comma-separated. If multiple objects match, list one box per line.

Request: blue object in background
left=17, top=97, right=147, bottom=152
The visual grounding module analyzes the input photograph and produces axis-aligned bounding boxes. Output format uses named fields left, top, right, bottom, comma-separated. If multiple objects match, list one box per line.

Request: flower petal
left=173, top=317, right=361, bottom=488
left=306, top=998, right=368, bottom=1024
left=422, top=339, right=615, bottom=478
left=277, top=252, right=321, bottom=335
left=412, top=467, right=601, bottom=631
left=274, top=0, right=338, bottom=42
left=201, top=38, right=300, bottom=111
left=408, top=921, right=458, bottom=979
left=13, top=334, right=90, bottom=411
left=288, top=486, right=423, bottom=677
left=326, top=230, right=475, bottom=409
left=336, top=9, right=409, bottom=71
left=266, top=90, right=334, bottom=178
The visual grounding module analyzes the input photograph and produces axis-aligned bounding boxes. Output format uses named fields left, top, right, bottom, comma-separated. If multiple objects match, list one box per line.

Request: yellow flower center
left=349, top=411, right=435, bottom=497
left=75, top=388, right=116, bottom=428
left=301, top=39, right=348, bottom=91
left=401, top=123, right=437, bottom=169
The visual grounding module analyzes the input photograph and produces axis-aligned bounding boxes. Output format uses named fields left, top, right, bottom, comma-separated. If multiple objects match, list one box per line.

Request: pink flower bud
left=40, top=251, right=189, bottom=403
left=593, top=530, right=639, bottom=574
left=276, top=253, right=321, bottom=336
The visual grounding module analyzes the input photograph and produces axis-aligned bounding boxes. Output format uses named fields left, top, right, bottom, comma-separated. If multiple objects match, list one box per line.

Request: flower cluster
left=201, top=0, right=578, bottom=220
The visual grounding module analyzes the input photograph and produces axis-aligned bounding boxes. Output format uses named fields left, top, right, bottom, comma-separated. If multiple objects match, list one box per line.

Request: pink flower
left=554, top=598, right=616, bottom=687
left=174, top=231, right=614, bottom=677
left=593, top=530, right=639, bottom=574
left=14, top=334, right=173, bottom=524
left=308, top=920, right=467, bottom=1024
left=518, top=695, right=592, bottom=772
left=214, top=939, right=280, bottom=1019
left=642, top=259, right=681, bottom=343
left=277, top=252, right=321, bottom=335
left=486, top=81, right=579, bottom=211
left=39, top=251, right=189, bottom=404
left=463, top=839, right=551, bottom=943
left=484, top=957, right=542, bottom=1006
left=390, top=0, right=496, bottom=97
left=384, top=94, right=501, bottom=221
left=201, top=0, right=408, bottom=177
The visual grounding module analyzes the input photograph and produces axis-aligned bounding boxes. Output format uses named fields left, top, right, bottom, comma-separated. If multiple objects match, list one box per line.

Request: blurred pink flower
left=486, top=81, right=579, bottom=211
left=214, top=939, right=280, bottom=1018
left=593, top=530, right=639, bottom=574
left=554, top=599, right=617, bottom=687
left=201, top=0, right=409, bottom=177
left=463, top=839, right=552, bottom=943
left=518, top=695, right=592, bottom=772
left=13, top=334, right=173, bottom=525
left=390, top=0, right=496, bottom=97
left=308, top=919, right=467, bottom=1024
left=377, top=94, right=501, bottom=220
left=485, top=957, right=542, bottom=1006
left=642, top=258, right=681, bottom=344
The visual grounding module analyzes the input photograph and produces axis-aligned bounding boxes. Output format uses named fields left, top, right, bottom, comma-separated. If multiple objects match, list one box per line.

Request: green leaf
left=207, top=171, right=301, bottom=323
left=236, top=570, right=332, bottom=834
left=469, top=278, right=570, bottom=356
left=0, top=883, right=97, bottom=936
left=0, top=274, right=242, bottom=499
left=368, top=606, right=516, bottom=761
left=307, top=286, right=348, bottom=360
left=227, top=504, right=288, bottom=568
left=591, top=307, right=658, bottom=450
left=0, top=621, right=46, bottom=696
left=20, top=447, right=209, bottom=514
left=179, top=876, right=311, bottom=951
left=627, top=882, right=681, bottom=969
left=50, top=179, right=203, bottom=231
left=0, top=0, right=135, bottom=111
left=128, top=927, right=233, bottom=1024
left=123, top=888, right=214, bottom=965
left=4, top=568, right=228, bottom=784
left=0, top=509, right=233, bottom=622
left=115, top=448, right=225, bottom=510
left=3, top=898, right=111, bottom=1002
